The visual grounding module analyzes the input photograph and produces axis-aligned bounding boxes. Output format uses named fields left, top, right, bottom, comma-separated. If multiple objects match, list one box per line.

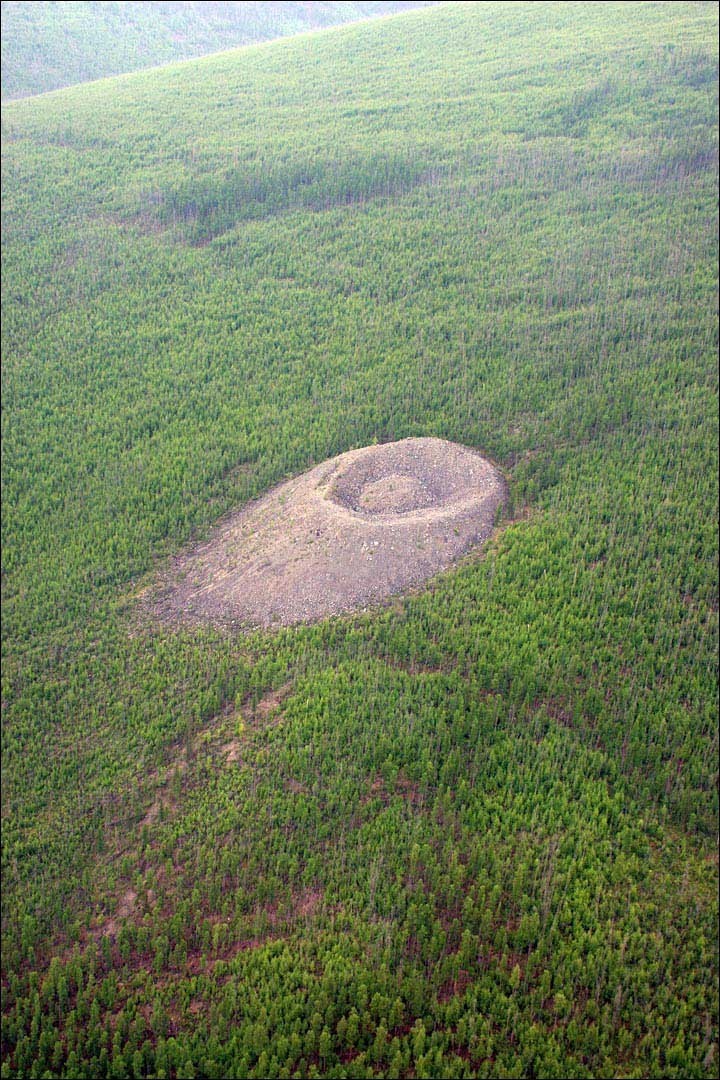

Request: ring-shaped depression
left=326, top=441, right=485, bottom=517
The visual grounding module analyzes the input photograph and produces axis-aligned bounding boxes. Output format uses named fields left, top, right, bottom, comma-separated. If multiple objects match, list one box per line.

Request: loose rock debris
left=147, top=437, right=506, bottom=628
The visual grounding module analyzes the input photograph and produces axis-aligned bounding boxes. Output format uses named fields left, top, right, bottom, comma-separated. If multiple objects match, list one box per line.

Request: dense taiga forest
left=1, top=1, right=718, bottom=1077
left=0, top=0, right=438, bottom=100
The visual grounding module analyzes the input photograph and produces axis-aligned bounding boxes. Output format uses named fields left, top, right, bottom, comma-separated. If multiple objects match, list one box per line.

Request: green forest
left=1, top=1, right=718, bottom=1077
left=0, top=1, right=437, bottom=100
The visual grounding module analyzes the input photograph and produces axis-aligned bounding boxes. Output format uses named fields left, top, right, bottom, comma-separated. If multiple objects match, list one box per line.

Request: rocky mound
left=149, top=437, right=505, bottom=628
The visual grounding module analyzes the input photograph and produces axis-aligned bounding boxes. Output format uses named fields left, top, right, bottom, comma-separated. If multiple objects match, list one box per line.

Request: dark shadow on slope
left=130, top=149, right=444, bottom=244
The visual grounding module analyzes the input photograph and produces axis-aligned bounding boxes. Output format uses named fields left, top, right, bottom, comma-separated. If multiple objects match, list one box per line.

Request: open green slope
left=1, top=2, right=718, bottom=1077
left=0, top=0, right=438, bottom=101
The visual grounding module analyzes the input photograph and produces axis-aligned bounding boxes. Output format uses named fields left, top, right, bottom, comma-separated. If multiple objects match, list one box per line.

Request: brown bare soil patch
left=438, top=968, right=473, bottom=1003
left=254, top=681, right=293, bottom=718
left=294, top=888, right=323, bottom=919
left=222, top=738, right=242, bottom=763
left=147, top=437, right=505, bottom=628
left=95, top=889, right=137, bottom=940
left=140, top=798, right=163, bottom=828
left=139, top=748, right=188, bottom=825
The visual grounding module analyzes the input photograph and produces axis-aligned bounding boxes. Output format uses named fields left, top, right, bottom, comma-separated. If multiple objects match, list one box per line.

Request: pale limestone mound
left=150, top=437, right=505, bottom=628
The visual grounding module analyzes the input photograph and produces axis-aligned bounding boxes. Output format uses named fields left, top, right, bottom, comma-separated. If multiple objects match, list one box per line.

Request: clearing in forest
left=148, top=437, right=505, bottom=628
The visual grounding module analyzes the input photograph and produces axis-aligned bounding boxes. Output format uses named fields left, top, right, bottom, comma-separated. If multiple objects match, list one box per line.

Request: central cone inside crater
left=355, top=474, right=430, bottom=514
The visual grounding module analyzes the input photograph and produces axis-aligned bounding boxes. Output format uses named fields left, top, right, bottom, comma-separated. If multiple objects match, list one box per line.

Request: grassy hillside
left=0, top=0, right=438, bottom=100
left=1, top=2, right=718, bottom=1077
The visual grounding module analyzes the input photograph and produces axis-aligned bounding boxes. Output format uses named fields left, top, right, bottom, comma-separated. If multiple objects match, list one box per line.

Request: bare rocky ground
left=146, top=437, right=506, bottom=629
